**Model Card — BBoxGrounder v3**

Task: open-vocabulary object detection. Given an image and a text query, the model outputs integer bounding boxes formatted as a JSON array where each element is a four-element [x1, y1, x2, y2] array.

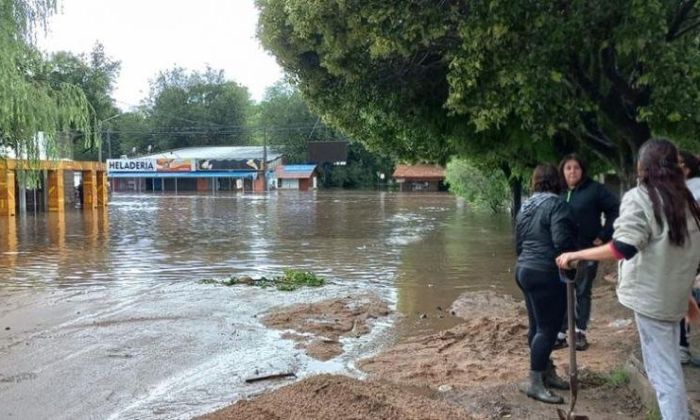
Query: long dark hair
[[679, 150, 700, 179], [531, 163, 562, 194], [638, 139, 700, 246]]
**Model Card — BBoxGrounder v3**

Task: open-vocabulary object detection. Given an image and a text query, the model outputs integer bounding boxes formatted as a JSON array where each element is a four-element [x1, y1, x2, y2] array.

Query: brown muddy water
[[0, 191, 516, 419]]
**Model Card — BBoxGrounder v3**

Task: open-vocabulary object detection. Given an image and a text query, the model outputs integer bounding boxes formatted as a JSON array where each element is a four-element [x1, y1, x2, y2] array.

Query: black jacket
[[516, 193, 578, 273], [561, 177, 619, 249]]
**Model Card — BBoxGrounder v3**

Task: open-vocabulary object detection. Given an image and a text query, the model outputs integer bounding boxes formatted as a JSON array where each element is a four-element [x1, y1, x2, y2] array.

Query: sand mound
[[198, 374, 472, 420], [359, 315, 529, 389], [450, 290, 526, 320], [360, 287, 637, 390], [262, 295, 390, 360]]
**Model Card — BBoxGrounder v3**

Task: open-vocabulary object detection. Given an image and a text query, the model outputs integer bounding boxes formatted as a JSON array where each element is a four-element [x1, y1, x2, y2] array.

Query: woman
[[515, 163, 577, 404], [678, 150, 700, 364], [557, 139, 700, 419], [556, 154, 619, 351]]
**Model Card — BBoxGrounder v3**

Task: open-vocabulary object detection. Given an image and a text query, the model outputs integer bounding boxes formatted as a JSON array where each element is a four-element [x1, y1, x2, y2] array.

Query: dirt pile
[[199, 374, 473, 420], [262, 294, 390, 360]]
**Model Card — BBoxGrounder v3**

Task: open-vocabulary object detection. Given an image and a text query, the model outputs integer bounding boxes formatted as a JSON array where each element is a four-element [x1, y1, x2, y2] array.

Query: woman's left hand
[[556, 252, 577, 269]]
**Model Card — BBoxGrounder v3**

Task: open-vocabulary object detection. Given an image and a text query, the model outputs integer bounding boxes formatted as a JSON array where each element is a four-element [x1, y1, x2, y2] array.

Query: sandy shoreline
[[199, 266, 648, 420]]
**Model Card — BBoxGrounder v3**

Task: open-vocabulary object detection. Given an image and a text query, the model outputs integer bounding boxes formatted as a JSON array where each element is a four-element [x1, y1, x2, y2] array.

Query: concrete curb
[[624, 351, 700, 418]]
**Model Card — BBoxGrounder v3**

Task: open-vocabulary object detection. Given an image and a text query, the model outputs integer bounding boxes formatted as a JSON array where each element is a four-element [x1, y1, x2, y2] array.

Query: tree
[[45, 43, 121, 160], [445, 157, 510, 214], [325, 141, 394, 189], [109, 109, 153, 158], [257, 0, 700, 186], [256, 81, 329, 163], [0, 0, 93, 161], [146, 66, 252, 151]]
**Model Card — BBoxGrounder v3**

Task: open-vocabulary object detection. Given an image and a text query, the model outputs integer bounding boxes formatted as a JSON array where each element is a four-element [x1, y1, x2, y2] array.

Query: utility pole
[[262, 128, 268, 192], [106, 128, 112, 160]]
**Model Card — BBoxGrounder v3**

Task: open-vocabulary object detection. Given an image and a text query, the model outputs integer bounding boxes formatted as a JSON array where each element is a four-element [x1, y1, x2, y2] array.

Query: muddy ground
[[201, 268, 647, 420]]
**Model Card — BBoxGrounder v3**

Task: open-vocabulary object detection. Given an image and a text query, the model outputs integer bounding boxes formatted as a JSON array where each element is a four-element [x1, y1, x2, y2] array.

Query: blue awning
[[108, 171, 263, 179]]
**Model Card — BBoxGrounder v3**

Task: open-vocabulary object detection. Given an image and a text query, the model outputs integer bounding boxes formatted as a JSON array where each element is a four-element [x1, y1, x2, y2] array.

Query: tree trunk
[[510, 176, 522, 225]]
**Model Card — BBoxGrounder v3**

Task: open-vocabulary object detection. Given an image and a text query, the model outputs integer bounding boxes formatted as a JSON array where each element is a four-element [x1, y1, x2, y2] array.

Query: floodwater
[[0, 191, 516, 419]]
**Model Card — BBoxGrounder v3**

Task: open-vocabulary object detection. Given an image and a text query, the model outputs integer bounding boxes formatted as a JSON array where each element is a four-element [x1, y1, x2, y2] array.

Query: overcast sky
[[39, 0, 284, 110]]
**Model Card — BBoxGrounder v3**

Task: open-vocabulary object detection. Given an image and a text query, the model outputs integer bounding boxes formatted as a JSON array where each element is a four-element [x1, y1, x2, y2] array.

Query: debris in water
[[198, 269, 325, 291], [245, 372, 296, 383]]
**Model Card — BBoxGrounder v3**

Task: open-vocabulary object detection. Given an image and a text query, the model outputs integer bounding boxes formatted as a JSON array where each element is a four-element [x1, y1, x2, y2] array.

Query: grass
[[645, 406, 661, 420], [604, 367, 630, 388], [198, 269, 325, 291]]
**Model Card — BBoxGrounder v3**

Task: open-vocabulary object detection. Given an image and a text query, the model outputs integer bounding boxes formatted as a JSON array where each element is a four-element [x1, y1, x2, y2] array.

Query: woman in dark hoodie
[[515, 163, 577, 404], [555, 154, 619, 351]]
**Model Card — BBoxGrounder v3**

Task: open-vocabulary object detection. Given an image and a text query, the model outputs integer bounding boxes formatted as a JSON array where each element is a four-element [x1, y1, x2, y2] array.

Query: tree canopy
[[257, 0, 700, 183], [0, 0, 93, 160], [145, 66, 252, 151]]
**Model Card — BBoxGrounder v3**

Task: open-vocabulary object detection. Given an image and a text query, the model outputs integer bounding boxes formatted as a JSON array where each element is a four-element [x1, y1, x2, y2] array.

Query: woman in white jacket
[[556, 139, 700, 420], [679, 150, 700, 364]]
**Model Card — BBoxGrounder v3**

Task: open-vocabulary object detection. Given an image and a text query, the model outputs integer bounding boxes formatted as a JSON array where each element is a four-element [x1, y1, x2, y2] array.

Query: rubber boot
[[544, 360, 570, 390], [526, 371, 564, 404]]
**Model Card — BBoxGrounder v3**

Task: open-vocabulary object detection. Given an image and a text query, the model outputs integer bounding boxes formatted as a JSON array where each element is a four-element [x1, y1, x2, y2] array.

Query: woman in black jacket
[[515, 163, 578, 404], [556, 154, 619, 351]]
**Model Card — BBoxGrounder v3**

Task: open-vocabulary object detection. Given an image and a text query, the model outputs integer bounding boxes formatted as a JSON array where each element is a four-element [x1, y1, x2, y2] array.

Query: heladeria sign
[[107, 159, 156, 172]]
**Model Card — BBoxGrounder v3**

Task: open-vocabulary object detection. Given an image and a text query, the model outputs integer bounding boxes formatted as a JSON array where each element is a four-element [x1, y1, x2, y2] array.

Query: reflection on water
[[0, 191, 517, 419]]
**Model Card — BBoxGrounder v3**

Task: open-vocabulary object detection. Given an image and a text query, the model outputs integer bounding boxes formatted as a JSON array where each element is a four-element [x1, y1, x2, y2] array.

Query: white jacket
[[614, 186, 700, 321]]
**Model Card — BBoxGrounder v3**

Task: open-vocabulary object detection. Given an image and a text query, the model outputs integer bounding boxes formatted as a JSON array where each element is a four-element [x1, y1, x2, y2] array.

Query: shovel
[[557, 261, 590, 420]]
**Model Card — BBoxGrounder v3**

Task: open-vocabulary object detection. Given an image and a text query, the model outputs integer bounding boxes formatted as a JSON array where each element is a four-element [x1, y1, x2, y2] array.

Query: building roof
[[276, 164, 318, 179], [140, 146, 282, 162], [393, 164, 445, 179]]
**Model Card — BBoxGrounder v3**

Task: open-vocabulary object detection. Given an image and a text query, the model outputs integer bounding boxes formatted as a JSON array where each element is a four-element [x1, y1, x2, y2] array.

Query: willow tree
[[0, 0, 93, 161], [257, 0, 700, 187]]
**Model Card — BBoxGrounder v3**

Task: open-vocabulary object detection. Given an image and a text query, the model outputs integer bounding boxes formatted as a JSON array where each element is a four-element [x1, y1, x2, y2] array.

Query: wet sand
[[202, 273, 646, 419], [263, 295, 391, 361]]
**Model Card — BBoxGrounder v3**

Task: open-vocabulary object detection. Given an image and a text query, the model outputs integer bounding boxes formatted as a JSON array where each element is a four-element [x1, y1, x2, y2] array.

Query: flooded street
[[0, 191, 516, 419]]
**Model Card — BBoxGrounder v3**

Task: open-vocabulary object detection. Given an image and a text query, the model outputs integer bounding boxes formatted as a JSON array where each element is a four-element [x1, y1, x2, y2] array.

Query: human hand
[[556, 253, 578, 270], [593, 238, 603, 246]]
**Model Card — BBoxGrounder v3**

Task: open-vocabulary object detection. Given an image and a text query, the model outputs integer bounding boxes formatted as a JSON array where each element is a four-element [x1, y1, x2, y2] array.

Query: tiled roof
[[393, 164, 445, 179], [276, 164, 318, 179]]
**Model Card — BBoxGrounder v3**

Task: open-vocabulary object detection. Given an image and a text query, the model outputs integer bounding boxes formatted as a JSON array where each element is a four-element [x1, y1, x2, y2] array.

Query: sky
[[38, 0, 285, 110]]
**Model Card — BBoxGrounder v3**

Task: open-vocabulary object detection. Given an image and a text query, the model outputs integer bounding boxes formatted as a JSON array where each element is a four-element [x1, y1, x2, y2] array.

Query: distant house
[[275, 164, 319, 191], [393, 164, 447, 192]]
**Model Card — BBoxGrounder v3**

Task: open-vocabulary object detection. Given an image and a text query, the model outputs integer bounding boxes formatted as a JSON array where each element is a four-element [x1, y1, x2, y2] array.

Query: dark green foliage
[[256, 0, 700, 186]]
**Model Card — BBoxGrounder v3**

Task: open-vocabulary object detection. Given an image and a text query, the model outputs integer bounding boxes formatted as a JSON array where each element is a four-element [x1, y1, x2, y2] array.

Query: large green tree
[[257, 0, 700, 186], [146, 66, 252, 151], [0, 0, 93, 161], [45, 43, 121, 160]]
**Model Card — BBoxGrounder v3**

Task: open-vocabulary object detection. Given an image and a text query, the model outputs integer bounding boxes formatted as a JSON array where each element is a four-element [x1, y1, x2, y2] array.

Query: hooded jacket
[[516, 192, 578, 272], [561, 177, 619, 249]]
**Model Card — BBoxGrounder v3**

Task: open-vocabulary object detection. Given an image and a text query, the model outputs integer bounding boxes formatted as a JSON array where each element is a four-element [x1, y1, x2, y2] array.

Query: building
[[108, 146, 282, 193], [275, 164, 319, 191], [393, 164, 447, 192]]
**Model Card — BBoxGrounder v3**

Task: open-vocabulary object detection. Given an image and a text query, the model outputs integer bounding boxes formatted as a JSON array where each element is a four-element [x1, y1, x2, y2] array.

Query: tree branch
[[667, 0, 697, 41], [673, 19, 700, 40]]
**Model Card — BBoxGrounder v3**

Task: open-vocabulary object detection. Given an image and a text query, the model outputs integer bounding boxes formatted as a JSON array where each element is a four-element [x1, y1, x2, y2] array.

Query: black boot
[[526, 371, 564, 404], [544, 360, 570, 390]]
